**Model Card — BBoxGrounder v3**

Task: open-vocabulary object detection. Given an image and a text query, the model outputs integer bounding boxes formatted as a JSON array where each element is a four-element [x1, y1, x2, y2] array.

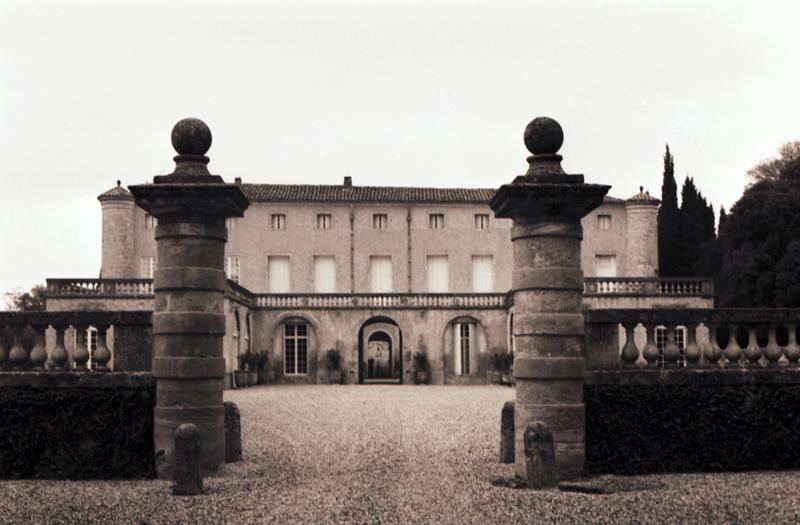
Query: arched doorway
[[358, 317, 402, 384]]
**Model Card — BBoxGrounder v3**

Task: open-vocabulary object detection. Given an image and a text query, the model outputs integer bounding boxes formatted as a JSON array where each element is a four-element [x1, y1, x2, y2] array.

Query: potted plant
[[413, 350, 431, 385], [500, 352, 515, 386], [247, 352, 259, 387], [487, 352, 504, 385], [257, 351, 270, 385], [324, 348, 343, 384], [235, 353, 249, 388]]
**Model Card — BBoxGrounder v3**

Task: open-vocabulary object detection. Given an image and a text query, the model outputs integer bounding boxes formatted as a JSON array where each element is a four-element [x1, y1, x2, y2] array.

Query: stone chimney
[[343, 176, 352, 189]]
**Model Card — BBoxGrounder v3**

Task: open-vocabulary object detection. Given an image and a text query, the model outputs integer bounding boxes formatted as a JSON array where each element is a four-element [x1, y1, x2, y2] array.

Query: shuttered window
[[594, 254, 617, 277], [140, 256, 155, 278], [268, 255, 291, 293], [225, 256, 240, 283], [471, 255, 493, 292], [369, 256, 392, 293], [314, 256, 336, 293], [427, 255, 449, 293]]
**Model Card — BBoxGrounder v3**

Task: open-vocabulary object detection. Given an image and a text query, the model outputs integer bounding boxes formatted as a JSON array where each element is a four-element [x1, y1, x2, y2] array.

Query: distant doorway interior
[[359, 317, 402, 384]]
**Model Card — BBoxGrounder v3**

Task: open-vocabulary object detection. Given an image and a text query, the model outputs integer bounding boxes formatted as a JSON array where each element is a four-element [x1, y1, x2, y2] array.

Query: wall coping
[[0, 371, 155, 389], [586, 368, 800, 386]]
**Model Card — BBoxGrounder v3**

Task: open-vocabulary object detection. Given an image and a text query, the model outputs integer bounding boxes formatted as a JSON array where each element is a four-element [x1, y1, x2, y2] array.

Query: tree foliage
[[4, 284, 47, 311], [658, 145, 682, 276], [718, 143, 800, 307]]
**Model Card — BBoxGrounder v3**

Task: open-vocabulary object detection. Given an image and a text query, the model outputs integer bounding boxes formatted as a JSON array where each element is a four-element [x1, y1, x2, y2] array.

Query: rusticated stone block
[[524, 422, 557, 489], [224, 401, 242, 463], [501, 401, 515, 464], [172, 424, 203, 496]]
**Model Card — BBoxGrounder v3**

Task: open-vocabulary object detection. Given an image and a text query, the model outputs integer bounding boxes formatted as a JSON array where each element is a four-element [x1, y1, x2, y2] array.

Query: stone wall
[[0, 373, 155, 479]]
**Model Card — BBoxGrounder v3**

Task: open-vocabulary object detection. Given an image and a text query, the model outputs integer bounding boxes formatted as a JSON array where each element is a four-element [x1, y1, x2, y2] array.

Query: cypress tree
[[658, 145, 681, 276]]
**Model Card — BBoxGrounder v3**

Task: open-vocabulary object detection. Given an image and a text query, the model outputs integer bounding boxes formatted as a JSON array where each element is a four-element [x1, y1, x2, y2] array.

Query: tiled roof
[[626, 186, 660, 205], [98, 182, 133, 201], [241, 183, 623, 205]]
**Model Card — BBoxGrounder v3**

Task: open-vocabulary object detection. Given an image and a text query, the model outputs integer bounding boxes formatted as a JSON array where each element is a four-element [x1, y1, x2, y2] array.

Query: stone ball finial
[[171, 118, 212, 156], [523, 117, 564, 155]]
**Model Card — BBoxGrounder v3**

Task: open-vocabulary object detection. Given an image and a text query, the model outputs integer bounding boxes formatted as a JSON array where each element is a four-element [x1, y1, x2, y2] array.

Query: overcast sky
[[1, 0, 799, 295]]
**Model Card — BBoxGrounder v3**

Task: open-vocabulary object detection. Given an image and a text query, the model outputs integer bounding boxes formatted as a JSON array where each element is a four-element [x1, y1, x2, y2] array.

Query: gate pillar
[[130, 118, 249, 478], [490, 117, 609, 480]]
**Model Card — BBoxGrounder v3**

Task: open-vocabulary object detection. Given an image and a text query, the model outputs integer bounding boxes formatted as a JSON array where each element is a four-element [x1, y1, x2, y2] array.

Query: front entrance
[[358, 317, 402, 384]]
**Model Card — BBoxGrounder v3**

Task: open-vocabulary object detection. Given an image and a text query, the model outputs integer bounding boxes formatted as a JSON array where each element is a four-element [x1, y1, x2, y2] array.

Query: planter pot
[[258, 370, 269, 385], [416, 370, 430, 385], [328, 370, 343, 385], [234, 370, 249, 389], [487, 370, 503, 385], [501, 373, 513, 386], [249, 371, 259, 387]]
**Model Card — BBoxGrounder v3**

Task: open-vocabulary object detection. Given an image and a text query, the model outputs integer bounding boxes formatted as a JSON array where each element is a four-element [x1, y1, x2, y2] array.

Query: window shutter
[[369, 256, 392, 293], [268, 256, 291, 293], [314, 256, 336, 293], [471, 255, 493, 292], [427, 255, 449, 293], [467, 322, 475, 376]]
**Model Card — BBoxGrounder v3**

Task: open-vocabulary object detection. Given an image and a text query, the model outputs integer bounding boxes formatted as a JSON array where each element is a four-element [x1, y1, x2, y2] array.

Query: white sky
[[1, 0, 799, 295]]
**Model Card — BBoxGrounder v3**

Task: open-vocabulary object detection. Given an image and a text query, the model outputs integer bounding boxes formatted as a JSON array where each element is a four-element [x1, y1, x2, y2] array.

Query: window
[[316, 214, 331, 230], [429, 213, 445, 229], [594, 254, 617, 277], [426, 255, 449, 293], [369, 256, 392, 293], [474, 214, 489, 230], [140, 256, 155, 278], [145, 213, 157, 229], [656, 326, 687, 367], [314, 255, 336, 293], [597, 214, 612, 230], [373, 213, 388, 229], [271, 214, 286, 230], [471, 255, 494, 293], [268, 255, 291, 293], [225, 256, 241, 283], [284, 322, 308, 375], [225, 218, 237, 230], [454, 322, 475, 376]]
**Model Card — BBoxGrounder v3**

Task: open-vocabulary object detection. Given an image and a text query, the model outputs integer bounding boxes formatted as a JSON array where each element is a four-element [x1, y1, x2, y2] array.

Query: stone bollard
[[224, 401, 242, 463], [131, 118, 249, 478], [500, 401, 515, 464], [491, 117, 609, 480], [524, 422, 557, 490], [172, 424, 204, 496]]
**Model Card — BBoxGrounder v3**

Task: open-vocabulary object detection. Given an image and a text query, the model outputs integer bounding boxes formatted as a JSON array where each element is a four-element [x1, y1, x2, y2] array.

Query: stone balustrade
[[47, 278, 154, 297], [254, 293, 509, 309], [585, 308, 800, 370], [0, 311, 151, 372], [584, 277, 713, 296]]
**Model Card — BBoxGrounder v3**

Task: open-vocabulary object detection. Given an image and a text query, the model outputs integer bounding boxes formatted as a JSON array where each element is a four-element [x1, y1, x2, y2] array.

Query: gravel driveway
[[2, 385, 800, 524]]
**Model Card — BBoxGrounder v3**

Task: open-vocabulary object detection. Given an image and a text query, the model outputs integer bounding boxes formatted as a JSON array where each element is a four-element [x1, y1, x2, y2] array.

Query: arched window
[[284, 320, 308, 375], [453, 320, 476, 376]]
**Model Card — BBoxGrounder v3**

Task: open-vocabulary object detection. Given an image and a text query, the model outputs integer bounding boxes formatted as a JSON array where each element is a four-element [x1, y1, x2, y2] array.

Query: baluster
[[642, 323, 659, 367], [683, 323, 701, 367], [51, 323, 70, 370], [663, 324, 681, 367], [703, 322, 722, 367], [724, 323, 743, 367], [29, 323, 48, 370], [8, 325, 29, 369], [743, 325, 763, 366], [73, 324, 90, 370], [620, 322, 640, 368], [93, 324, 111, 371], [785, 323, 800, 366], [764, 323, 783, 367]]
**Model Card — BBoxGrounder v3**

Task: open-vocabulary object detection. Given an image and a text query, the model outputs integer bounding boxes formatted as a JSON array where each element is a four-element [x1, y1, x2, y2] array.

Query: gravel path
[[2, 385, 800, 524]]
